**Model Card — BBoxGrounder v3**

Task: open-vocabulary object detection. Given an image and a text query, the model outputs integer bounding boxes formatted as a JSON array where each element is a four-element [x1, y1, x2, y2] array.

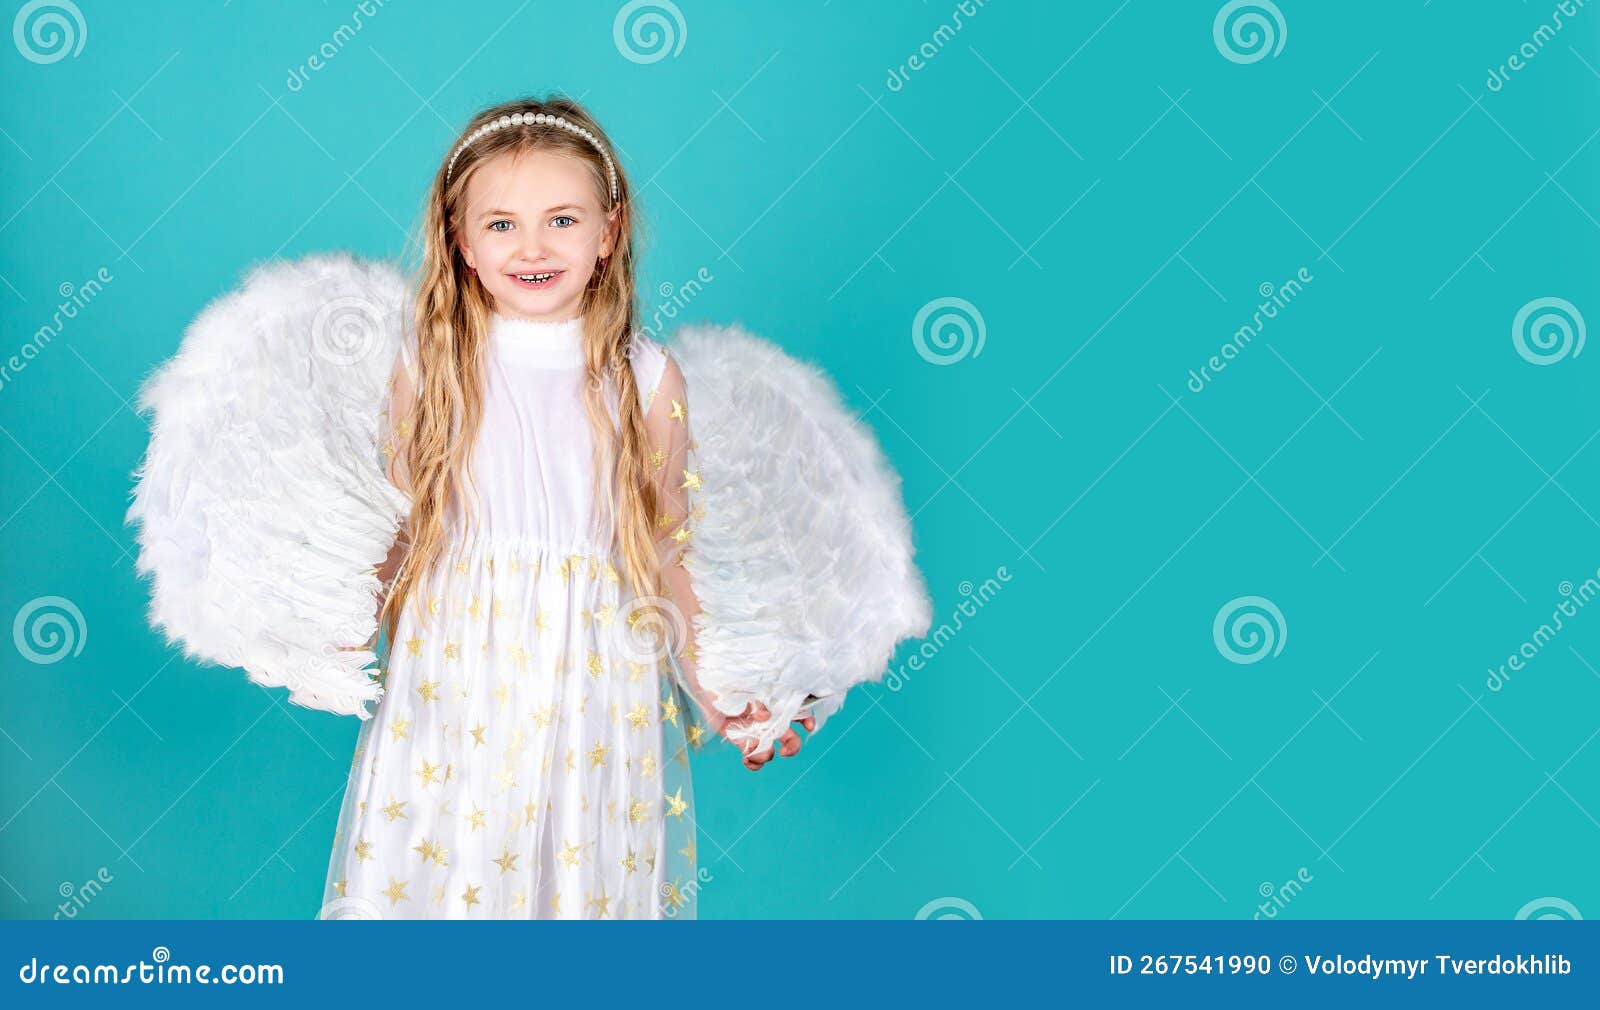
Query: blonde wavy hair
[[377, 96, 660, 648]]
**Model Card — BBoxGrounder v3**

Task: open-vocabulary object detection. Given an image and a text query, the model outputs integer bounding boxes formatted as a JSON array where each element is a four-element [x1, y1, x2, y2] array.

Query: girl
[[317, 96, 812, 920]]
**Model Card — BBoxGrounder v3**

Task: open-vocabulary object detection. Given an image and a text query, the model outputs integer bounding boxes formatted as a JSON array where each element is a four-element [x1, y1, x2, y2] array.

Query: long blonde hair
[[378, 96, 660, 648]]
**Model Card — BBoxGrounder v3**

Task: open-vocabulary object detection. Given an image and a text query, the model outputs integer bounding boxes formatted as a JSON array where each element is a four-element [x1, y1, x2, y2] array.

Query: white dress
[[317, 312, 702, 920]]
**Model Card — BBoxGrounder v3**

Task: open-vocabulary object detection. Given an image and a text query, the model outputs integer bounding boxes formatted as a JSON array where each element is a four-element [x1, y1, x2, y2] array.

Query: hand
[[710, 701, 816, 772], [686, 685, 816, 770]]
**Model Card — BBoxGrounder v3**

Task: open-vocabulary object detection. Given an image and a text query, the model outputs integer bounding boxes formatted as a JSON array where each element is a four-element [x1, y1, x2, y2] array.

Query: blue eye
[[489, 220, 512, 232], [552, 215, 576, 228]]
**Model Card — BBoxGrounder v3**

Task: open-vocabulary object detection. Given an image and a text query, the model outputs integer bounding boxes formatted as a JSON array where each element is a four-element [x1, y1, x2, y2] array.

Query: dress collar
[[489, 311, 585, 367]]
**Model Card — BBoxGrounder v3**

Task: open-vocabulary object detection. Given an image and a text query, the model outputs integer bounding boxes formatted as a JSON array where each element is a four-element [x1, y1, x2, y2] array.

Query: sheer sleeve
[[381, 330, 419, 499], [373, 336, 417, 605], [642, 352, 720, 731]]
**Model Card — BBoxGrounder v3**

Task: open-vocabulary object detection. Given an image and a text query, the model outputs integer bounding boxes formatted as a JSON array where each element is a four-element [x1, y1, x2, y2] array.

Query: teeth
[[516, 272, 557, 282]]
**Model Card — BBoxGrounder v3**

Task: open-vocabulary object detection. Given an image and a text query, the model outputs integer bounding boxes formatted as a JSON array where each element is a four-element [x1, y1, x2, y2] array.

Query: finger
[[747, 740, 776, 767], [724, 711, 766, 744], [777, 728, 801, 758], [800, 715, 816, 732], [739, 739, 764, 771]]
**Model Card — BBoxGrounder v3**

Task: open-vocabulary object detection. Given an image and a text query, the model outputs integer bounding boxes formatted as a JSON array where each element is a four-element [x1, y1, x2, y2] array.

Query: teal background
[[3, 0, 1599, 920]]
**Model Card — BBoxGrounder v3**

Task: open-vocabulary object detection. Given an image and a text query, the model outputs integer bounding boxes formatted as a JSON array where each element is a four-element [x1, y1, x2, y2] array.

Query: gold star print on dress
[[318, 317, 700, 920]]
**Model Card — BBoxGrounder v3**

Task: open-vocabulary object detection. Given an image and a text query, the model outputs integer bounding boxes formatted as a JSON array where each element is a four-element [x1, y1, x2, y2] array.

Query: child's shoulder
[[628, 331, 673, 413]]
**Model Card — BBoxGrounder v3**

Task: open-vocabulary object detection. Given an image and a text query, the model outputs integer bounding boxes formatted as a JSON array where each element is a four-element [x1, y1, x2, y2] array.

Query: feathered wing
[[125, 251, 410, 719], [659, 323, 932, 752]]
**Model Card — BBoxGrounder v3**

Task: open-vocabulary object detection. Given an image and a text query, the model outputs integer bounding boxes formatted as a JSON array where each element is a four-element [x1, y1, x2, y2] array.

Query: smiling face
[[454, 147, 616, 323]]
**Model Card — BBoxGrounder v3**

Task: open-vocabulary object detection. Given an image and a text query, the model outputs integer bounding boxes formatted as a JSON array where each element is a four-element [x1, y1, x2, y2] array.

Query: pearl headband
[[445, 112, 619, 203]]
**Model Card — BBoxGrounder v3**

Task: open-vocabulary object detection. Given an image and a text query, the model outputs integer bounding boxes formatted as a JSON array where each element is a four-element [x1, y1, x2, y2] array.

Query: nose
[[517, 232, 549, 263]]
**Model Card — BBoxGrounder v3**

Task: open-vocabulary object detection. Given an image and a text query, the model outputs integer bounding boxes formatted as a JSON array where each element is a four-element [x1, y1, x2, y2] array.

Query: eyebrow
[[479, 204, 583, 219]]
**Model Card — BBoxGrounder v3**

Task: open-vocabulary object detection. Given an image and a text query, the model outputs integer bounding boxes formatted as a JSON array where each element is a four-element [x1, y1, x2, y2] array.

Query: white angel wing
[[671, 323, 932, 749], [125, 252, 409, 719]]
